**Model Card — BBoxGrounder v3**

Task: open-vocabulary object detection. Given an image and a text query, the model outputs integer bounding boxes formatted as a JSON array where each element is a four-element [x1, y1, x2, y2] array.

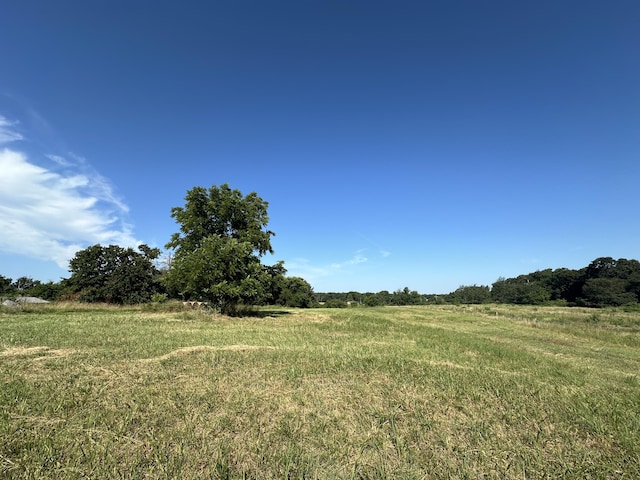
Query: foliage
[[448, 285, 491, 304], [150, 293, 168, 303], [581, 277, 637, 307], [545, 268, 583, 302], [488, 257, 640, 307], [273, 276, 316, 308], [166, 183, 273, 256], [0, 275, 14, 295], [391, 287, 423, 305], [12, 276, 36, 291], [259, 261, 288, 305], [363, 294, 381, 306], [491, 277, 551, 305], [164, 184, 277, 315], [66, 244, 161, 304], [311, 256, 640, 308], [323, 299, 348, 308], [27, 281, 65, 301], [0, 276, 65, 302], [164, 235, 269, 314], [316, 287, 425, 307]]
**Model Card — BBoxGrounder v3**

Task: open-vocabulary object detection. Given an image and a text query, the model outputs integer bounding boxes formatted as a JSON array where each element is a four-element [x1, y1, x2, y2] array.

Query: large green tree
[[164, 184, 277, 314], [67, 244, 161, 304], [166, 184, 273, 256], [275, 276, 316, 308]]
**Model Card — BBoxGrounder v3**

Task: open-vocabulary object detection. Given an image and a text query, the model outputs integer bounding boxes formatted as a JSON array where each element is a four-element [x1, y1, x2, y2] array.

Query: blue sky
[[1, 1, 638, 293]]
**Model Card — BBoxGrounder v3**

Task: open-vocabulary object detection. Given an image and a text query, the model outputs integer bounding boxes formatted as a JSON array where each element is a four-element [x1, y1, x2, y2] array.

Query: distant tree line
[[0, 275, 65, 301], [446, 257, 640, 308], [2, 184, 638, 312], [311, 257, 640, 309], [5, 253, 639, 312], [315, 287, 425, 307]]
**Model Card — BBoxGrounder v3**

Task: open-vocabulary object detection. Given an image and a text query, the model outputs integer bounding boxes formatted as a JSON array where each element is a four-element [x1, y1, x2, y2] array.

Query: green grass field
[[1, 303, 639, 479]]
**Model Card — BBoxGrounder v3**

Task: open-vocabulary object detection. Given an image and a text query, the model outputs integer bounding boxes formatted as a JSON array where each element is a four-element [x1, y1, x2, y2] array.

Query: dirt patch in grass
[[0, 346, 50, 357], [427, 360, 470, 369], [0, 346, 76, 359], [139, 344, 277, 362]]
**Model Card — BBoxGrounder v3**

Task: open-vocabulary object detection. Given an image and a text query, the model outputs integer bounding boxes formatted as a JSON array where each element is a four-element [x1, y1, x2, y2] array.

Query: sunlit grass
[[1, 304, 639, 478]]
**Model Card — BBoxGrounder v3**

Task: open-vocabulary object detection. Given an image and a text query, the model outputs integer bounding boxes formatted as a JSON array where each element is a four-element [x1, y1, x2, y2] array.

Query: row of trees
[[315, 288, 425, 307], [448, 257, 640, 307], [313, 258, 640, 308], [3, 183, 638, 311], [0, 275, 64, 301]]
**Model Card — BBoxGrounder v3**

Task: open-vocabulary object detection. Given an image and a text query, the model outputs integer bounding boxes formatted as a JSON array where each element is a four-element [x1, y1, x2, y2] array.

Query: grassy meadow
[[1, 303, 639, 479]]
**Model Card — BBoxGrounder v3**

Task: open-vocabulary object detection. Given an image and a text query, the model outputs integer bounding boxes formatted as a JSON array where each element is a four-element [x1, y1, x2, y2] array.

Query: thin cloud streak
[[331, 251, 368, 269], [0, 116, 23, 143], [45, 154, 73, 167], [283, 258, 331, 282], [286, 248, 391, 288]]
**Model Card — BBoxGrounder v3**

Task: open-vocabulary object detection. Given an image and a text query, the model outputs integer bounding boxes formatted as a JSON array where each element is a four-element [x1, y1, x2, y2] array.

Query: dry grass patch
[[0, 346, 77, 359], [138, 344, 277, 363], [1, 346, 51, 357]]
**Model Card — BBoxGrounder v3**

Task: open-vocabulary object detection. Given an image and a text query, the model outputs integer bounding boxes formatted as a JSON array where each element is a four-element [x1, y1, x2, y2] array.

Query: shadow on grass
[[235, 308, 292, 318]]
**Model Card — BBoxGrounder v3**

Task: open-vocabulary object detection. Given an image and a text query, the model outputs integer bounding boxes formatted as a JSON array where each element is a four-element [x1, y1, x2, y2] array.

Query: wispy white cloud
[[286, 246, 393, 281], [0, 116, 24, 143], [0, 115, 139, 270], [282, 258, 330, 280], [282, 247, 393, 291], [354, 231, 391, 259], [331, 250, 368, 269], [45, 154, 72, 167]]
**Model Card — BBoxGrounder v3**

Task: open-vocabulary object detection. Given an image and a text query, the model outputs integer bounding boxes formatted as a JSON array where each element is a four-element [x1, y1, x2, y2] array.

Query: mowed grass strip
[[1, 304, 639, 479]]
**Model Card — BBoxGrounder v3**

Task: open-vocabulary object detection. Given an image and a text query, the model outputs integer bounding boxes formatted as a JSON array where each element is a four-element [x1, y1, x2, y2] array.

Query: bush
[[151, 293, 168, 303], [323, 299, 347, 308]]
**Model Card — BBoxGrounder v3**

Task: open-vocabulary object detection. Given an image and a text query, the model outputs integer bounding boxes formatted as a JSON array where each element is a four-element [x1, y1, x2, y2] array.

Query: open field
[[1, 303, 639, 479]]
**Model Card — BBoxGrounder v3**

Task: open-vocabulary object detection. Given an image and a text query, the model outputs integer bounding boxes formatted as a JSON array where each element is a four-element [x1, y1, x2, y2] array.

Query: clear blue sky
[[1, 1, 638, 293]]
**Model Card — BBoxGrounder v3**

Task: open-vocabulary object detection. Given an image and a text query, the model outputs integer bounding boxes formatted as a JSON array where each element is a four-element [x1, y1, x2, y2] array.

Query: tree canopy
[[67, 244, 161, 304], [273, 276, 316, 308], [166, 184, 274, 256], [164, 184, 279, 314]]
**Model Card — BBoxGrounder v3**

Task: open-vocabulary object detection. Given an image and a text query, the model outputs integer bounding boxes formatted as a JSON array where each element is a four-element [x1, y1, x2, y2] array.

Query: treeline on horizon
[[315, 257, 640, 309], [2, 256, 639, 310]]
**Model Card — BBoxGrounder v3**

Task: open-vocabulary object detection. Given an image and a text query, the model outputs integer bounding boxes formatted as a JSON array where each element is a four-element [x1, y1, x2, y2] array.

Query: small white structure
[[16, 296, 50, 304]]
